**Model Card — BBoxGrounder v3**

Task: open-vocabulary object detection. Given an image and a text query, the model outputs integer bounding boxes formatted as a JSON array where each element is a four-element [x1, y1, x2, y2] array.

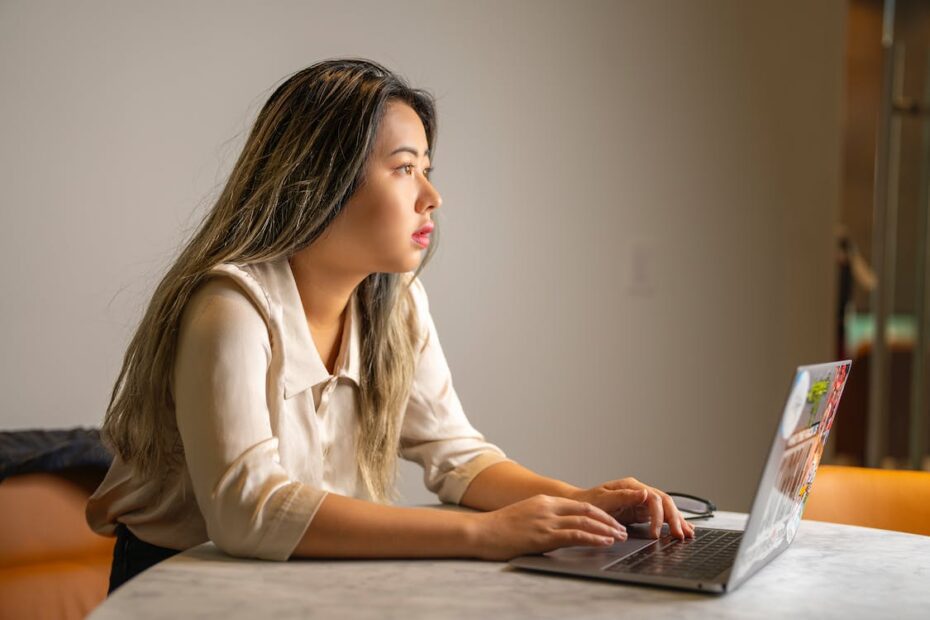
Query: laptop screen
[[729, 360, 852, 587]]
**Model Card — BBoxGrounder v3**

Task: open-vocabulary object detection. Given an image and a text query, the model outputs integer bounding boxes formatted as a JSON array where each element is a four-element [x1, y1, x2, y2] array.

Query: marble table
[[89, 509, 930, 619]]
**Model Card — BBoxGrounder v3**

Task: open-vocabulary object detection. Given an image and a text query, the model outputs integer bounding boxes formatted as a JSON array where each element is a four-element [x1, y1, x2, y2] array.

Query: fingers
[[600, 481, 697, 540], [553, 529, 618, 548], [556, 516, 628, 542], [630, 487, 678, 540], [597, 489, 645, 525], [594, 479, 667, 538], [555, 497, 627, 535], [678, 516, 696, 537], [657, 490, 695, 539], [657, 490, 686, 539], [602, 476, 641, 491], [644, 490, 665, 538]]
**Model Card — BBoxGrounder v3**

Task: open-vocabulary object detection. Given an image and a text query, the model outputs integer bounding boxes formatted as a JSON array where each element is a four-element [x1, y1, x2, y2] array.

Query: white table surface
[[89, 508, 930, 619]]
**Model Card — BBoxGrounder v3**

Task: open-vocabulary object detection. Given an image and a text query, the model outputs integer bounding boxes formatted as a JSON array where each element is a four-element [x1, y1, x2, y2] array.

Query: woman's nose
[[419, 182, 441, 213]]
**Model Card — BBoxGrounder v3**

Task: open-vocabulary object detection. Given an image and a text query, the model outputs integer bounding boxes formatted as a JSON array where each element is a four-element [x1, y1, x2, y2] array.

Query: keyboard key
[[605, 529, 742, 580]]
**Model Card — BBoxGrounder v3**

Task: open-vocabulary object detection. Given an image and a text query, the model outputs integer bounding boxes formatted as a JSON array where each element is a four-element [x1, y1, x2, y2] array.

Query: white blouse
[[85, 256, 512, 561]]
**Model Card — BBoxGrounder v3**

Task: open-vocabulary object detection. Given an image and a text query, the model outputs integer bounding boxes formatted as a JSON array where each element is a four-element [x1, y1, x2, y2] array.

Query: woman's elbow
[[202, 483, 322, 561]]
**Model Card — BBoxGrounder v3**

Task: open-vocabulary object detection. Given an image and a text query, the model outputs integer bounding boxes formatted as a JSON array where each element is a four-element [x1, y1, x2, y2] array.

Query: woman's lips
[[412, 221, 434, 248]]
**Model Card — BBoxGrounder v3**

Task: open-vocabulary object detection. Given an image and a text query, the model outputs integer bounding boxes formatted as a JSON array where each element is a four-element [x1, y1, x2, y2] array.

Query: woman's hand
[[569, 477, 695, 540], [470, 494, 629, 561]]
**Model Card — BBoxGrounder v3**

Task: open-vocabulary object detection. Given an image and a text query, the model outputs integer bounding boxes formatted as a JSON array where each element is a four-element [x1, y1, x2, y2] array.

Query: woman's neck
[[287, 252, 364, 331]]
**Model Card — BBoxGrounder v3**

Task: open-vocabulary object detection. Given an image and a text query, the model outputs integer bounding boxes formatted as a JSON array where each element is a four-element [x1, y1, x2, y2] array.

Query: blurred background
[[0, 0, 926, 513]]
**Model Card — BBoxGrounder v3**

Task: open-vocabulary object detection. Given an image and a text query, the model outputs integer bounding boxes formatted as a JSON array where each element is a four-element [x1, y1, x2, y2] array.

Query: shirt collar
[[244, 256, 361, 399]]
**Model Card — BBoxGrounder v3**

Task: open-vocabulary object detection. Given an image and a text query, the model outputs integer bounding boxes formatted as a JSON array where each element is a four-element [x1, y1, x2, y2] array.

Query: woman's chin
[[377, 255, 421, 274]]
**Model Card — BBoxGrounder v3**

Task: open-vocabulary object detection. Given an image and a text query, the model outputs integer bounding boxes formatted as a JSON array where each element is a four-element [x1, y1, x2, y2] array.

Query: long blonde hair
[[100, 58, 439, 505]]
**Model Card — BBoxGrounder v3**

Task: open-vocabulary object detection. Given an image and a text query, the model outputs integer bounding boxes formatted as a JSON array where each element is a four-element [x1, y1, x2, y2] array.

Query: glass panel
[[835, 0, 930, 471]]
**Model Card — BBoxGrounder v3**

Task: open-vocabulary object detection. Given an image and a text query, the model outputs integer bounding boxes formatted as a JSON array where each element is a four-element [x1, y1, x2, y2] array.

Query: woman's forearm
[[290, 492, 479, 559], [291, 462, 583, 559], [459, 461, 583, 512]]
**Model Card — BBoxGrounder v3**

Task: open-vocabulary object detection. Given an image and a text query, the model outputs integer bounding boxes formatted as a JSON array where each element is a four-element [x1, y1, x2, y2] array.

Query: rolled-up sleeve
[[173, 278, 328, 561], [399, 276, 514, 505]]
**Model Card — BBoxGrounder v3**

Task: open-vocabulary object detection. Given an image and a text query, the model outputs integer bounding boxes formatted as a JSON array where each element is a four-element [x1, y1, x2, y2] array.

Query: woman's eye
[[400, 164, 434, 180]]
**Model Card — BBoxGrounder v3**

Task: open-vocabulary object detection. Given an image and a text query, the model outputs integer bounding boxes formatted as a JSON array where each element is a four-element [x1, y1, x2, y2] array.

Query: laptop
[[509, 359, 852, 594]]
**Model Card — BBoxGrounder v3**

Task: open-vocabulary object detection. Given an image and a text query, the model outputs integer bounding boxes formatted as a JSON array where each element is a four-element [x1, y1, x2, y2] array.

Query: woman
[[86, 58, 694, 595]]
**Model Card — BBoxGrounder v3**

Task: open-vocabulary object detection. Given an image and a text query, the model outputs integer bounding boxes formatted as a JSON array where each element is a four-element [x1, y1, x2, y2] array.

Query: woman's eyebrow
[[388, 145, 430, 158]]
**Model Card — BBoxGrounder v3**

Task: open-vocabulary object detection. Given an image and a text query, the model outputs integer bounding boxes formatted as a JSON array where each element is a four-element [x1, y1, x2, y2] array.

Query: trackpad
[[542, 523, 668, 562]]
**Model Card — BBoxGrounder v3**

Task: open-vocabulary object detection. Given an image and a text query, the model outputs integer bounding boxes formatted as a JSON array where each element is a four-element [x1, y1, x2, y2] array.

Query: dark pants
[[107, 523, 182, 595]]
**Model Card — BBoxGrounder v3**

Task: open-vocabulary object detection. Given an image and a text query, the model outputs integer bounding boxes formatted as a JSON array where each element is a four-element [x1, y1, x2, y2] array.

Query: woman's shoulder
[[203, 262, 274, 317], [179, 265, 271, 343]]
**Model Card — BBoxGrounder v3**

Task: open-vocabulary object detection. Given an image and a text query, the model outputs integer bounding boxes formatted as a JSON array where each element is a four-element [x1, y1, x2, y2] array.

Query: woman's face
[[315, 100, 442, 275]]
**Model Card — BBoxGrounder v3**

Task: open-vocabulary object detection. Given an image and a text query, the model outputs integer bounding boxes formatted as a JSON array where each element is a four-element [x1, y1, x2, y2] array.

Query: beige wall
[[0, 0, 845, 511]]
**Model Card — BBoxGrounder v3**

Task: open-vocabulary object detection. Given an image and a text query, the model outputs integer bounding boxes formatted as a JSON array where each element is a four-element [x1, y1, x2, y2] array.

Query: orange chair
[[804, 464, 930, 536], [0, 467, 115, 620]]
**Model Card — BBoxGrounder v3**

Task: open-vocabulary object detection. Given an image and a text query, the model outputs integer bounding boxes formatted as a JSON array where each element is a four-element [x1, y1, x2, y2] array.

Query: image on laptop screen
[[731, 361, 851, 586]]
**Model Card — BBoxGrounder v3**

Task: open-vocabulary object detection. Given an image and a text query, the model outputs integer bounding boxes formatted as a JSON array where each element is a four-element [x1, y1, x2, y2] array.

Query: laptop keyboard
[[604, 528, 742, 581]]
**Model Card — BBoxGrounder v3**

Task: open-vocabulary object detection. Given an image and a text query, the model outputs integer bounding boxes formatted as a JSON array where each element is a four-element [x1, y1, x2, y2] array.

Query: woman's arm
[[290, 486, 629, 561], [290, 492, 479, 558], [460, 463, 694, 541], [459, 460, 583, 511]]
